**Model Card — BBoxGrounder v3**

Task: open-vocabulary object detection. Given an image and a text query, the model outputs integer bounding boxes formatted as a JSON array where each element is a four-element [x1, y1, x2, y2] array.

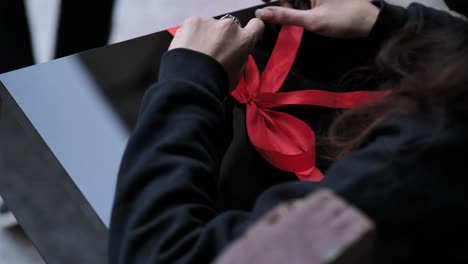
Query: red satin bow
[[168, 25, 389, 181]]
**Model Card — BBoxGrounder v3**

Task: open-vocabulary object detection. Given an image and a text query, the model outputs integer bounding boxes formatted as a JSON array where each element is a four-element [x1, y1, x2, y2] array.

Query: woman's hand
[[169, 17, 265, 88], [258, 0, 380, 38]]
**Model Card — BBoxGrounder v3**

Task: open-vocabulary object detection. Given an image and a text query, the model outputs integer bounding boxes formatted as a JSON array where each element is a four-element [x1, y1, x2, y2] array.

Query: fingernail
[[255, 9, 263, 18], [255, 8, 273, 19]]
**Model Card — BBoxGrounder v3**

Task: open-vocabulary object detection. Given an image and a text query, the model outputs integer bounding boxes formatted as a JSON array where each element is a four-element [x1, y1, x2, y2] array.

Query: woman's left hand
[[169, 17, 265, 89], [259, 0, 379, 38]]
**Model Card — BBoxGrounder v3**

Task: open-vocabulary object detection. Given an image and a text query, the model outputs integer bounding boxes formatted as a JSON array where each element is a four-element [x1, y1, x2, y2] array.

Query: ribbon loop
[[230, 25, 388, 181]]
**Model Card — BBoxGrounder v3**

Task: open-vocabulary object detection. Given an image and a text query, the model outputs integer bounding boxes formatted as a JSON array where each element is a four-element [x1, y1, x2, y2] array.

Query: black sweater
[[109, 2, 468, 263]]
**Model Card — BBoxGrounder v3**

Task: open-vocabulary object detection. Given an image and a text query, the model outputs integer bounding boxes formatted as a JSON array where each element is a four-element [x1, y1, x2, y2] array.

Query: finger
[[243, 18, 265, 45], [255, 6, 313, 28]]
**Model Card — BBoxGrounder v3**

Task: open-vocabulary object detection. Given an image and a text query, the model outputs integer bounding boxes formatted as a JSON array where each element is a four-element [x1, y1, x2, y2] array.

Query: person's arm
[[109, 17, 267, 263], [109, 48, 247, 263]]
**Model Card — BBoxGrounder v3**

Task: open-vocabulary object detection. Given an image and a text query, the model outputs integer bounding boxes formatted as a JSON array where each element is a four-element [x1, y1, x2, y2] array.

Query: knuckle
[[201, 17, 213, 23], [249, 18, 263, 28], [184, 16, 216, 29], [275, 9, 286, 21], [275, 9, 293, 24], [219, 18, 237, 28], [184, 16, 199, 25]]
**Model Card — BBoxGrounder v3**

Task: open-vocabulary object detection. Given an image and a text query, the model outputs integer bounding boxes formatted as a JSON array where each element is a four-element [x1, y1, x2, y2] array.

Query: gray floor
[[0, 0, 453, 263]]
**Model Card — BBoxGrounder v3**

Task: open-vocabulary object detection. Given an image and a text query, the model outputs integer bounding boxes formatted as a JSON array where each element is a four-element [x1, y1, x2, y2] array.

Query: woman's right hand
[[258, 0, 380, 38]]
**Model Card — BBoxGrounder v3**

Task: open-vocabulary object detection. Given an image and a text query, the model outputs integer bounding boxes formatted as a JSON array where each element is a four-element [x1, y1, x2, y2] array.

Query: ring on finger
[[220, 14, 241, 27]]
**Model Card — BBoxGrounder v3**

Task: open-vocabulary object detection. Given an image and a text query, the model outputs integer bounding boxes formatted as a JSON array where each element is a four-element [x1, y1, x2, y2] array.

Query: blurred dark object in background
[[444, 0, 468, 17], [0, 0, 35, 74], [0, 0, 115, 74], [292, 0, 311, 10], [262, 0, 311, 10], [55, 0, 115, 58]]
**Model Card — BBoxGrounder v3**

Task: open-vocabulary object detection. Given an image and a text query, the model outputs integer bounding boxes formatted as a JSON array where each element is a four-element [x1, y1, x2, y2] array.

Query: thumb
[[243, 18, 265, 46], [255, 6, 314, 28]]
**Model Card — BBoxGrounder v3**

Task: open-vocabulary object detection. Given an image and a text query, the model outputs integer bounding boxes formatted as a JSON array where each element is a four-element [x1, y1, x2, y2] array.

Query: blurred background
[[0, 0, 454, 263], [2, 0, 261, 69]]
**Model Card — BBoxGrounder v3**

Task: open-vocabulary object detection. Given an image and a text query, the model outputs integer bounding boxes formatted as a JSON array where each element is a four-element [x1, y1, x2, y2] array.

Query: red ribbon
[[168, 25, 389, 181], [167, 27, 179, 37]]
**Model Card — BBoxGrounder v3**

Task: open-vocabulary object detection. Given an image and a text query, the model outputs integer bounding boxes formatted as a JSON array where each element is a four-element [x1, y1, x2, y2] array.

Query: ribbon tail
[[296, 166, 324, 182], [256, 90, 391, 109], [259, 25, 304, 93]]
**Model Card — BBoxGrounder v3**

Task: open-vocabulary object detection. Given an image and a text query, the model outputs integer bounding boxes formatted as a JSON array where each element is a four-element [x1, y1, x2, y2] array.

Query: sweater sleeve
[[108, 48, 240, 263], [368, 0, 463, 48]]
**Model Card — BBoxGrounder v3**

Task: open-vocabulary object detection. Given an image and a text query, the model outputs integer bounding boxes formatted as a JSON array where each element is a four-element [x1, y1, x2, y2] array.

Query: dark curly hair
[[328, 18, 468, 159]]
